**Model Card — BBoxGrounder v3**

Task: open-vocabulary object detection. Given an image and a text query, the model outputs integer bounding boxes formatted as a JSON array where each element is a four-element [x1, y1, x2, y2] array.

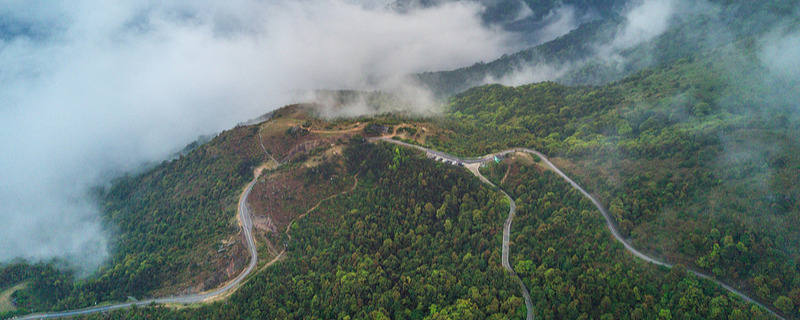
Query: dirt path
[[257, 123, 281, 165], [1, 281, 27, 312], [308, 123, 363, 134], [253, 173, 360, 276], [499, 160, 512, 185], [284, 173, 359, 241]]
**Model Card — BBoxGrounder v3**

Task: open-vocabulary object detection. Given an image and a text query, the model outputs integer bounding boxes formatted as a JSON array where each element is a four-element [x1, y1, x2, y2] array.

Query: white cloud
[[0, 0, 512, 272], [610, 0, 676, 50], [493, 0, 680, 86], [485, 62, 570, 87], [535, 5, 580, 44], [760, 28, 800, 84]]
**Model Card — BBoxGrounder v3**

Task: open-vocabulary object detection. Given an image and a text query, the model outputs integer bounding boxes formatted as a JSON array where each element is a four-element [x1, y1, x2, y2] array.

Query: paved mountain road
[[375, 138, 786, 320], [499, 191, 535, 320], [13, 136, 786, 319], [374, 138, 534, 319], [14, 172, 263, 320]]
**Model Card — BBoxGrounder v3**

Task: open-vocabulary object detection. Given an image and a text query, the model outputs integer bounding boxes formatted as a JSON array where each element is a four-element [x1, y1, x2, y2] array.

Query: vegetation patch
[[249, 154, 355, 250], [0, 123, 265, 313], [488, 155, 774, 319], [429, 56, 800, 317]]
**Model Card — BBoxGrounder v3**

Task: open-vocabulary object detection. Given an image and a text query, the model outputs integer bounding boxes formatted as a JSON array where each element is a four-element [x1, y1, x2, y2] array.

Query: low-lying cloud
[[760, 27, 800, 86], [488, 0, 681, 86], [0, 0, 513, 272], [607, 0, 676, 51], [507, 4, 595, 48]]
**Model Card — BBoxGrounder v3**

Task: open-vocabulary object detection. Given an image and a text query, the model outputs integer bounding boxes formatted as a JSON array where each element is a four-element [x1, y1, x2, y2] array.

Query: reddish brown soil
[[261, 126, 358, 163], [249, 166, 354, 239]]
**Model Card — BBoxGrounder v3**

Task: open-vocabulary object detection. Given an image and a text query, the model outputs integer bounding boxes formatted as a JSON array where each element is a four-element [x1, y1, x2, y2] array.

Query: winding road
[[499, 191, 535, 320], [375, 138, 786, 320], [14, 172, 263, 320], [12, 134, 786, 319], [373, 138, 533, 319]]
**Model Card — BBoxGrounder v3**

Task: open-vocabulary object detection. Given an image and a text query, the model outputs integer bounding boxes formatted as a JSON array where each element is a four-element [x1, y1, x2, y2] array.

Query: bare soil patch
[[249, 159, 354, 247], [0, 281, 27, 312]]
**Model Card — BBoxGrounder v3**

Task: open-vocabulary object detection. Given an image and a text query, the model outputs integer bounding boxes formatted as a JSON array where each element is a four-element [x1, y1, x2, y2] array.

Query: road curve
[[499, 191, 535, 320], [373, 138, 534, 319], [12, 136, 786, 319], [374, 138, 786, 320], [14, 173, 263, 320]]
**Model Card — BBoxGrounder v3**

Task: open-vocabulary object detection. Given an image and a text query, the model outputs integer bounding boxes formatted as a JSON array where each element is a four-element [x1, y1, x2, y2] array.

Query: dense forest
[[77, 140, 526, 319], [1, 0, 798, 318], [481, 154, 774, 319], [419, 53, 800, 317], [69, 139, 769, 319], [71, 130, 786, 319]]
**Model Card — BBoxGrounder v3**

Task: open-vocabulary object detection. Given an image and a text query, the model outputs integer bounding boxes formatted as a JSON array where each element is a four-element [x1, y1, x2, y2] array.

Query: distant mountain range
[[413, 0, 799, 97]]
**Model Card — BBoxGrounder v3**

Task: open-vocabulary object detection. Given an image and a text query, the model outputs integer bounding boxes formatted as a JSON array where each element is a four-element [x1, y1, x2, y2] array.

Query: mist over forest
[[2, 0, 800, 318], [0, 0, 520, 272]]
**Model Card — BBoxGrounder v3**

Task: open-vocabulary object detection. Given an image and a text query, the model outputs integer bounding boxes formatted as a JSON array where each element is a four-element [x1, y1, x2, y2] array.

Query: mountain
[[391, 0, 625, 33], [1, 125, 264, 314], [414, 0, 799, 97], [2, 0, 799, 319], [34, 104, 784, 319]]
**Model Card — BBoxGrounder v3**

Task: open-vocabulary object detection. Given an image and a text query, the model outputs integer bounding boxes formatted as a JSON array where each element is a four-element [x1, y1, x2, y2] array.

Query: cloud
[[591, 0, 678, 71], [0, 0, 512, 272], [760, 28, 800, 85], [485, 62, 571, 87], [506, 4, 592, 48], [486, 0, 679, 87], [511, 0, 534, 22], [534, 5, 582, 44], [608, 0, 676, 51]]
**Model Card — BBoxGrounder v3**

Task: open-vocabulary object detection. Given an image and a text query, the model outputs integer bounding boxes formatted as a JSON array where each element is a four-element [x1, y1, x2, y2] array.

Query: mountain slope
[[418, 54, 800, 318], [414, 0, 799, 97], [1, 125, 265, 316], [72, 132, 773, 319]]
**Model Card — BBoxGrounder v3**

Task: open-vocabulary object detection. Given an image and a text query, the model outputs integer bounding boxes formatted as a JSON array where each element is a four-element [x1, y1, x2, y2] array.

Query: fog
[[595, 0, 677, 69], [760, 27, 800, 86], [522, 5, 588, 46], [482, 0, 800, 244], [0, 0, 514, 272], [606, 0, 676, 51], [489, 0, 681, 86], [490, 0, 797, 97]]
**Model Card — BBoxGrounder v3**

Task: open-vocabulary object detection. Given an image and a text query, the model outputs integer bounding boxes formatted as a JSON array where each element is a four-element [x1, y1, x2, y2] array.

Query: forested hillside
[[77, 140, 527, 319], [482, 154, 773, 319], [74, 137, 783, 319], [418, 52, 800, 317], [415, 0, 798, 96], [0, 125, 264, 317], [1, 0, 798, 318]]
